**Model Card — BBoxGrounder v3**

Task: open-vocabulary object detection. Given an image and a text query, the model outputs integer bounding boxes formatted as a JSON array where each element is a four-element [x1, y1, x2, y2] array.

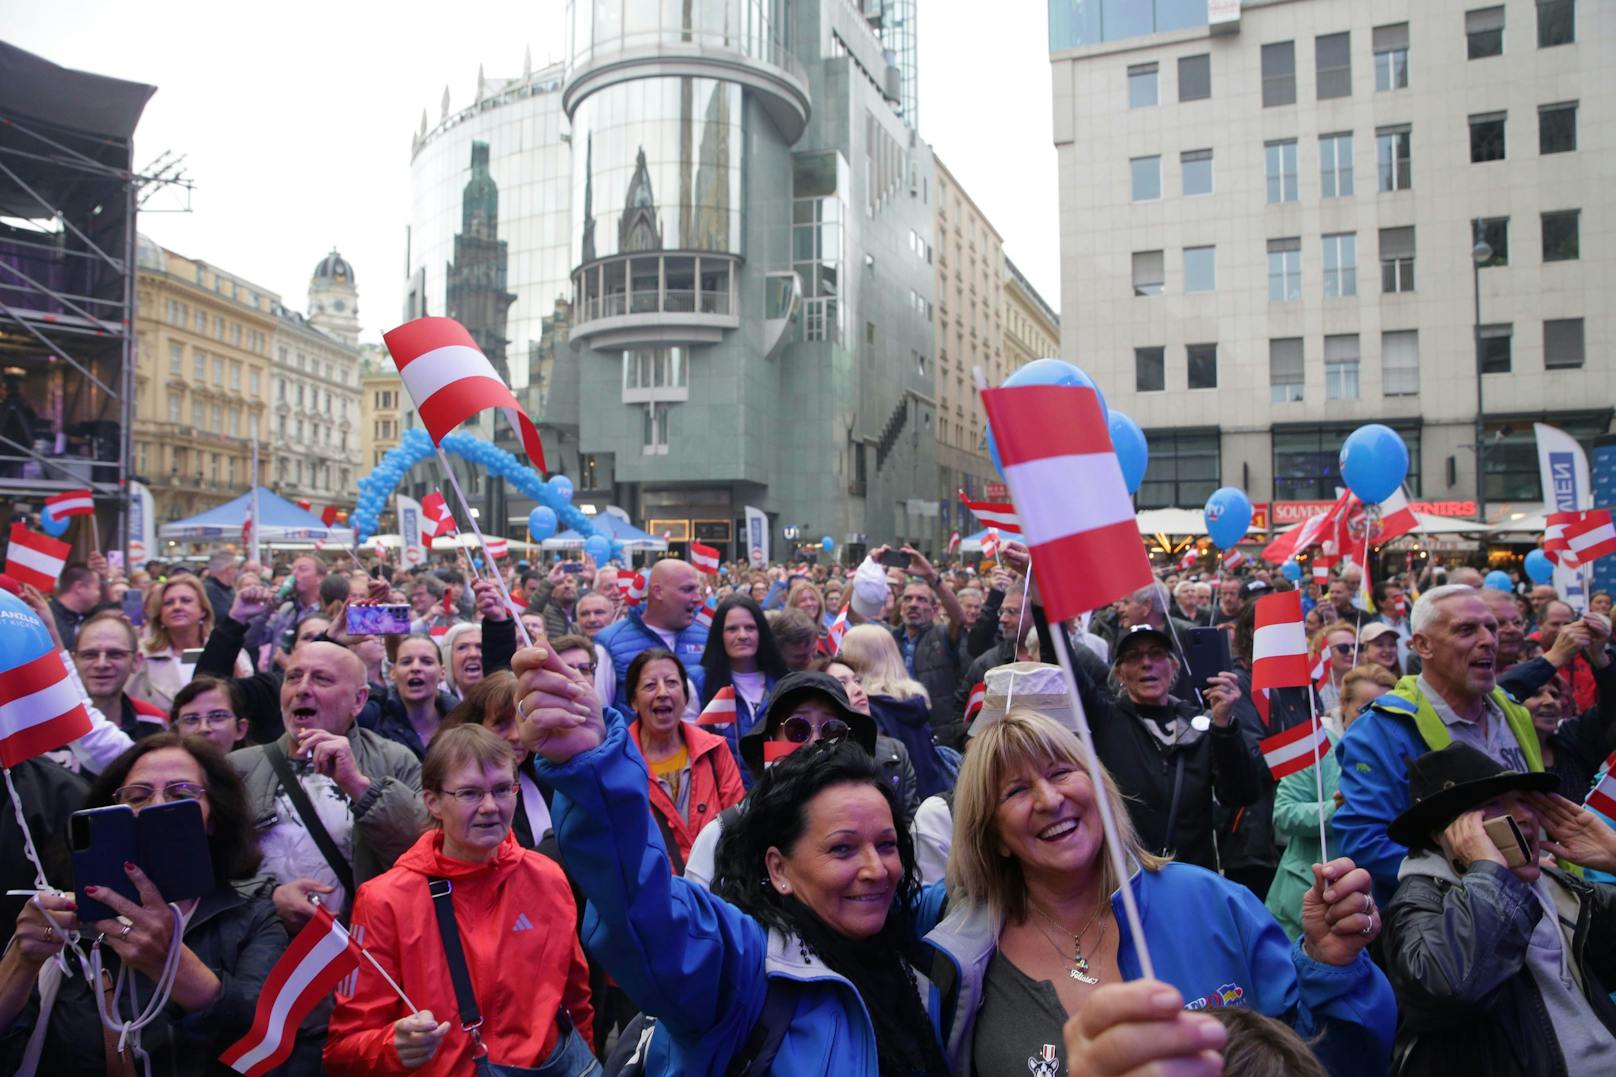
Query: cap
[[1243, 579, 1272, 596], [1359, 622, 1400, 645], [972, 662, 1074, 736], [738, 670, 878, 774], [1111, 623, 1176, 664]]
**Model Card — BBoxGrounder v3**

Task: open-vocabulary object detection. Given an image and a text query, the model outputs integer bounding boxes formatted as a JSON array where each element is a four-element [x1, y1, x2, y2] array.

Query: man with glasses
[[72, 610, 167, 741], [955, 580, 1031, 720]]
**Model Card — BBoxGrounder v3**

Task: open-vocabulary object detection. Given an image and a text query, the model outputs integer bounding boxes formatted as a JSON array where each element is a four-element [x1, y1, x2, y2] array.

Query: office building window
[[1181, 149, 1213, 196], [1470, 112, 1507, 162], [1187, 343, 1218, 389], [1479, 324, 1513, 373], [1382, 331, 1420, 395], [641, 403, 671, 454], [1132, 250, 1164, 296], [1178, 53, 1211, 101], [1539, 102, 1577, 154], [1184, 246, 1216, 293], [1467, 7, 1505, 58], [1276, 423, 1422, 500], [1262, 41, 1296, 107], [1128, 63, 1158, 108], [1270, 338, 1304, 403], [1478, 217, 1509, 266], [1135, 347, 1166, 392], [1315, 32, 1351, 99], [1374, 23, 1410, 90], [1325, 335, 1361, 400], [1319, 133, 1353, 197], [1544, 318, 1584, 368], [250, 370, 259, 395], [1268, 237, 1302, 302], [168, 342, 183, 374], [1377, 126, 1412, 190], [1265, 139, 1298, 203], [1538, 0, 1574, 47], [1380, 227, 1416, 292], [1138, 429, 1220, 510], [1131, 156, 1162, 201], [1542, 210, 1579, 261], [1323, 233, 1357, 297]]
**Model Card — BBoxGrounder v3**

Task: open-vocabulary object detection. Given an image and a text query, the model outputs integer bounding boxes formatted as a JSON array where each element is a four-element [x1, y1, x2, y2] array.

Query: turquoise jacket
[[1265, 753, 1342, 940]]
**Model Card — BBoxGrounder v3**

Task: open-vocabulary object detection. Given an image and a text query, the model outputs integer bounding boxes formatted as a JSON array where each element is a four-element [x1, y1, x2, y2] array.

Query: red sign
[[1271, 499, 1477, 525], [984, 482, 1009, 501]]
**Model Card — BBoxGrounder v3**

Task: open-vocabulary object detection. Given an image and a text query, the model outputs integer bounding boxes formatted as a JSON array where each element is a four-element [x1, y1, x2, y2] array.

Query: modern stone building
[[1047, 0, 1611, 521]]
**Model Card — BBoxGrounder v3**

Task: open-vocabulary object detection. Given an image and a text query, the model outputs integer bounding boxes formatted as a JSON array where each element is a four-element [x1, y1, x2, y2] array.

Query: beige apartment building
[[360, 347, 402, 471], [1048, 0, 1609, 521]]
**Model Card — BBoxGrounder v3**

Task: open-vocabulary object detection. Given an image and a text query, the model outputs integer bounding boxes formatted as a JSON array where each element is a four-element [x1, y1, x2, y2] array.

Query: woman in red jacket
[[324, 724, 595, 1075], [625, 648, 745, 871]]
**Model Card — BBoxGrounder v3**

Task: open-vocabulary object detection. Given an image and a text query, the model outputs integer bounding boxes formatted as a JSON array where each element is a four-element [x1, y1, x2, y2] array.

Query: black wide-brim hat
[[739, 670, 877, 774], [1387, 742, 1557, 848]]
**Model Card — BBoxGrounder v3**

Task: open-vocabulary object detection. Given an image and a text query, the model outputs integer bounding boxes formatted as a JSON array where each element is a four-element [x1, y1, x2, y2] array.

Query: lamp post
[[1472, 218, 1493, 524]]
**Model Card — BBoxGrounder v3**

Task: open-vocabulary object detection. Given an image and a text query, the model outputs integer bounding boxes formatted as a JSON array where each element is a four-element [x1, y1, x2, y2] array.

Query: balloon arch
[[351, 429, 617, 559]]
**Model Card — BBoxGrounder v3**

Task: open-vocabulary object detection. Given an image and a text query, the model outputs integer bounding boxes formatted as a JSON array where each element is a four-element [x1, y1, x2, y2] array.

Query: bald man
[[596, 557, 709, 713]]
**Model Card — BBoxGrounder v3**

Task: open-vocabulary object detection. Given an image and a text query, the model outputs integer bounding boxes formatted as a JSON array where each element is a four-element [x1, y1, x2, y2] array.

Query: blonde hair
[[1341, 663, 1396, 699], [1310, 620, 1356, 660], [142, 576, 215, 654], [947, 709, 1167, 923], [838, 624, 929, 704], [785, 580, 823, 619]]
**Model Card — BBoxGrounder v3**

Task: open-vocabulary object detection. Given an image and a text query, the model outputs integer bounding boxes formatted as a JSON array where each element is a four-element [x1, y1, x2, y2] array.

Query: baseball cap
[[1111, 624, 1175, 664], [1359, 622, 1400, 645]]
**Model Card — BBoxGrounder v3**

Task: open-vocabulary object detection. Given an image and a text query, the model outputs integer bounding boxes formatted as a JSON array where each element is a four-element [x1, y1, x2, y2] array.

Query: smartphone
[[878, 550, 912, 570], [346, 603, 412, 635], [180, 647, 205, 665], [1482, 814, 1531, 869], [120, 590, 145, 627], [561, 562, 585, 575], [70, 806, 138, 922], [1182, 627, 1232, 689], [72, 801, 216, 922]]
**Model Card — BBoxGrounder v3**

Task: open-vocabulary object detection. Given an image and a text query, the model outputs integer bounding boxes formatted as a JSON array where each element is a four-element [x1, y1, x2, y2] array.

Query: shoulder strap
[[264, 742, 356, 899], [651, 805, 687, 875], [427, 877, 483, 1032], [724, 975, 798, 1077]]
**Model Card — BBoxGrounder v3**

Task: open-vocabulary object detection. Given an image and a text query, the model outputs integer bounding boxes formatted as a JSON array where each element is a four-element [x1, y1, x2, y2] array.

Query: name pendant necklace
[[1030, 900, 1108, 985]]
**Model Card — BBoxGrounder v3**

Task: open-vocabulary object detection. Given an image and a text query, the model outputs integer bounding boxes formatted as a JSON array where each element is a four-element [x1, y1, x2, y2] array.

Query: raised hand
[[1062, 979, 1225, 1076], [513, 642, 604, 763], [1301, 857, 1379, 966]]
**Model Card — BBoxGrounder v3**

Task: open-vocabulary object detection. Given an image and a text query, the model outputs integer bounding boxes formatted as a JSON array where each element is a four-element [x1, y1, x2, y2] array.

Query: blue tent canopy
[[539, 529, 587, 551], [597, 515, 668, 550], [158, 487, 352, 542]]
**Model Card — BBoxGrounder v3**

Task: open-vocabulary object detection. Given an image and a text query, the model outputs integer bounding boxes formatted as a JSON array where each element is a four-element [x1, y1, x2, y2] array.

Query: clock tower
[[308, 248, 360, 345]]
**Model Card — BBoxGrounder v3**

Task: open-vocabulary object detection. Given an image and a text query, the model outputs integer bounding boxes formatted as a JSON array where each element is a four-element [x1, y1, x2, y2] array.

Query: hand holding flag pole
[[433, 449, 534, 649]]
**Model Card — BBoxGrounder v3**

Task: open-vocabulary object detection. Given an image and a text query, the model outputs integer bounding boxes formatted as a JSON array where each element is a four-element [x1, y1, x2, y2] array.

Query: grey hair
[[207, 551, 237, 571], [1411, 584, 1478, 636], [1174, 580, 1199, 598], [1129, 583, 1166, 614]]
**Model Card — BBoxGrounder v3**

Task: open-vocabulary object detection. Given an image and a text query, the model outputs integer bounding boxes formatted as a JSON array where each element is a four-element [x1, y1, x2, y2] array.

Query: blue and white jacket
[[597, 609, 708, 707]]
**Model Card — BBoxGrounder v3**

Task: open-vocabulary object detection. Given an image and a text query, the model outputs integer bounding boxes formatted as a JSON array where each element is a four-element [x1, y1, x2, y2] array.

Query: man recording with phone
[[875, 544, 970, 746]]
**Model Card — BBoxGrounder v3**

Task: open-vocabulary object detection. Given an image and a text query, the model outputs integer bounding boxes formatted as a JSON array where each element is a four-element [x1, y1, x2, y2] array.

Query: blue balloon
[[1281, 559, 1302, 582], [1107, 410, 1149, 495], [528, 506, 558, 541], [1203, 487, 1254, 550], [0, 588, 62, 667], [1003, 357, 1110, 422], [821, 535, 834, 552], [1524, 550, 1555, 585], [1339, 424, 1410, 506], [987, 423, 1004, 479], [548, 475, 574, 503], [1484, 570, 1514, 592], [39, 507, 69, 538], [584, 535, 611, 563]]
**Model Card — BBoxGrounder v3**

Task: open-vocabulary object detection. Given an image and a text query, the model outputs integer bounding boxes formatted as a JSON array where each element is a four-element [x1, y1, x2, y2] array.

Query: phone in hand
[[561, 561, 585, 575], [1182, 627, 1232, 690], [1481, 814, 1531, 868], [346, 603, 412, 635], [120, 590, 145, 627], [71, 800, 214, 922], [878, 549, 913, 570]]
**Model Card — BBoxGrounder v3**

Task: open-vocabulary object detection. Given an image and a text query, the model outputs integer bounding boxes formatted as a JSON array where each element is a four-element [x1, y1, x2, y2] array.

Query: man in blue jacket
[[598, 557, 708, 717]]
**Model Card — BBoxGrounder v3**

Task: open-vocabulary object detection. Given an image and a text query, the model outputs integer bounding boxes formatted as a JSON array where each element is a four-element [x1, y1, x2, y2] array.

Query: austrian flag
[[6, 524, 70, 593], [0, 649, 93, 768], [1587, 765, 1616, 820], [697, 686, 738, 726], [959, 492, 1021, 534], [420, 492, 456, 538], [45, 490, 94, 518], [1259, 722, 1332, 780], [690, 541, 721, 575], [1251, 592, 1311, 692], [980, 528, 1001, 562]]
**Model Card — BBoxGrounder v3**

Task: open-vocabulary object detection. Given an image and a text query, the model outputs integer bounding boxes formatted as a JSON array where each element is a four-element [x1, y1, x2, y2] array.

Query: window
[[1138, 429, 1220, 510], [212, 357, 225, 385], [1275, 423, 1422, 500], [1377, 126, 1412, 190], [193, 351, 205, 380], [1262, 41, 1296, 107], [1467, 7, 1505, 58], [1478, 217, 1509, 266], [641, 402, 671, 454], [1270, 338, 1304, 403], [168, 342, 183, 374], [1181, 149, 1213, 196], [1374, 23, 1409, 90], [1479, 324, 1513, 373], [1544, 318, 1584, 368], [1325, 335, 1361, 400], [1382, 331, 1420, 395], [1128, 63, 1158, 108], [250, 370, 260, 395], [1323, 233, 1357, 297], [1380, 227, 1416, 292], [229, 361, 241, 390], [1539, 102, 1577, 154], [1537, 0, 1574, 47], [1130, 156, 1161, 201], [1135, 347, 1166, 392], [1132, 250, 1164, 296], [1268, 237, 1302, 302], [1187, 344, 1218, 390], [1542, 210, 1579, 261], [1184, 246, 1216, 293], [1319, 133, 1353, 197], [1315, 32, 1351, 99], [191, 399, 203, 429], [1265, 140, 1298, 203], [1178, 54, 1210, 101], [167, 393, 181, 423], [1469, 112, 1507, 162]]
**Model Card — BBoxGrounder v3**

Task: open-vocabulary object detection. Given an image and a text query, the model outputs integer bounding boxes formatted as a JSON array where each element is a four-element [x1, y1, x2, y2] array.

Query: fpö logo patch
[[1184, 982, 1247, 1011]]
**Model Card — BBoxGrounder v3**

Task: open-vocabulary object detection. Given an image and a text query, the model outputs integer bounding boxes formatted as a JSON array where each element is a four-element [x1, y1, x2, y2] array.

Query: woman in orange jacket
[[324, 724, 595, 1075]]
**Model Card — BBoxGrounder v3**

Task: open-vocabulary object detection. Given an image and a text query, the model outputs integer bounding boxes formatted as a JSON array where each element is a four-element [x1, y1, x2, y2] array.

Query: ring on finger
[[42, 925, 54, 942], [119, 923, 133, 940], [516, 695, 528, 721]]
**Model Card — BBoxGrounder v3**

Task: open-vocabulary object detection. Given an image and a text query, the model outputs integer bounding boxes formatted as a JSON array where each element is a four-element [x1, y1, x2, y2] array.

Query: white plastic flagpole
[[434, 449, 533, 648], [1305, 686, 1331, 858], [310, 895, 419, 1012], [249, 436, 261, 567], [1349, 503, 1376, 667]]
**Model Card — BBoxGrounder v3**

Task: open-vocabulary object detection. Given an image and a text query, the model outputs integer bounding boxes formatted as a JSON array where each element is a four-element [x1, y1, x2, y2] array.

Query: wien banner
[[744, 505, 769, 568], [396, 494, 427, 568], [1535, 423, 1591, 612]]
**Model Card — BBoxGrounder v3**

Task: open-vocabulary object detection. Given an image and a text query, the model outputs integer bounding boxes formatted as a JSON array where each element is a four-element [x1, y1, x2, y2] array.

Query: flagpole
[[434, 449, 533, 648], [1349, 503, 1374, 667], [249, 435, 262, 567], [88, 512, 101, 556], [1305, 686, 1330, 858], [310, 895, 420, 1013]]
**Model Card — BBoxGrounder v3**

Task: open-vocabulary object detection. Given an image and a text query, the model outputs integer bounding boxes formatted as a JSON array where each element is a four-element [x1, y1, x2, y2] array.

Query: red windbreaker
[[628, 719, 746, 864], [324, 829, 593, 1075]]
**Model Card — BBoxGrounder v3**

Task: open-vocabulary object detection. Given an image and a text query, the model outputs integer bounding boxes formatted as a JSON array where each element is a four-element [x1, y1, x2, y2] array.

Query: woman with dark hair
[[0, 733, 289, 1076], [698, 594, 788, 781], [170, 675, 250, 754]]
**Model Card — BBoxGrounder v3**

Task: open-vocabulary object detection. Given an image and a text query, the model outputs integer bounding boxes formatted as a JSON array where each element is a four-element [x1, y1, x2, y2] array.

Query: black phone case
[[71, 800, 215, 922], [1182, 627, 1232, 688], [878, 551, 912, 570]]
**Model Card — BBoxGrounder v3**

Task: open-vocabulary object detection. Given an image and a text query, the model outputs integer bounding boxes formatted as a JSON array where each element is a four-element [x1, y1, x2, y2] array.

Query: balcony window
[[1132, 250, 1164, 296], [1265, 140, 1298, 203], [1181, 149, 1213, 196], [1322, 233, 1357, 297], [1377, 126, 1412, 190], [1380, 227, 1416, 292], [630, 258, 659, 314], [1315, 32, 1351, 100], [699, 259, 732, 314], [1469, 112, 1507, 162], [1537, 0, 1574, 47], [1319, 133, 1353, 197], [1268, 237, 1301, 302], [1325, 335, 1360, 400], [1478, 217, 1509, 267], [1187, 343, 1218, 389], [1542, 209, 1579, 262], [1262, 41, 1296, 107], [1479, 323, 1513, 373]]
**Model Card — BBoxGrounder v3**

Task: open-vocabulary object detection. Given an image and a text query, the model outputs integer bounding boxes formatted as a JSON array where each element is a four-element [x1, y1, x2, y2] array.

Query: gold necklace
[[1029, 899, 1109, 985]]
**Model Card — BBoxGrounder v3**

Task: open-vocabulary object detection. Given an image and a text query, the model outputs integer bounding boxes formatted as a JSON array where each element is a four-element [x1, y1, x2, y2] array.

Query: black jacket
[[867, 693, 953, 802], [357, 686, 460, 759], [1498, 655, 1616, 799], [197, 614, 283, 745], [1385, 858, 1616, 1077], [888, 622, 963, 744], [203, 574, 234, 627]]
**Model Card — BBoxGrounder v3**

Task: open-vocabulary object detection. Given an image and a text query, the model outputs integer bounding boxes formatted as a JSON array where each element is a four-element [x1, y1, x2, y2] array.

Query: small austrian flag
[[1589, 766, 1616, 819], [1177, 547, 1201, 572], [964, 681, 987, 727], [45, 490, 94, 518], [690, 541, 721, 575], [823, 606, 848, 655], [1252, 591, 1311, 693], [697, 686, 738, 726], [1259, 721, 1332, 780], [421, 492, 456, 538], [1223, 550, 1246, 571], [1374, 488, 1418, 544], [383, 317, 547, 472], [694, 595, 717, 633], [1561, 510, 1616, 566], [485, 537, 509, 560], [980, 528, 1001, 562], [763, 740, 802, 766], [959, 492, 1021, 534], [6, 524, 70, 592], [624, 571, 648, 607], [1311, 650, 1331, 693], [0, 649, 93, 767], [977, 385, 1153, 621], [1312, 561, 1330, 584]]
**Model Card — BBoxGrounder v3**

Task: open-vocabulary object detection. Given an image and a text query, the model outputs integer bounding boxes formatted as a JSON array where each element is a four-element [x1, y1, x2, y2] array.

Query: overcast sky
[[6, 1, 1058, 343]]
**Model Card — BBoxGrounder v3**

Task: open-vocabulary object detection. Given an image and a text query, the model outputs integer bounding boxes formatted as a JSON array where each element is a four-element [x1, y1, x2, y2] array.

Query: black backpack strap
[[265, 741, 356, 899], [651, 806, 687, 876], [427, 877, 485, 1043], [724, 975, 797, 1077]]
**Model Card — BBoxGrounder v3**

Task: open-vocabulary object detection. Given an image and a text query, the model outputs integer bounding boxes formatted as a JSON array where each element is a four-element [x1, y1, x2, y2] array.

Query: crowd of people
[[1, 535, 1614, 1075]]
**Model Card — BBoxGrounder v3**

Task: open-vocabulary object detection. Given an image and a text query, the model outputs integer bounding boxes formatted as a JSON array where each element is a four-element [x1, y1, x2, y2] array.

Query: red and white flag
[[1259, 722, 1333, 780], [763, 740, 801, 766], [1588, 762, 1616, 819], [1251, 592, 1311, 693], [963, 681, 987, 728], [820, 606, 848, 655], [1374, 488, 1418, 544], [241, 508, 253, 552], [694, 595, 717, 633], [320, 505, 341, 528], [485, 537, 509, 560], [1312, 561, 1330, 585], [45, 490, 94, 518], [1263, 490, 1352, 564], [959, 491, 1022, 534], [946, 530, 961, 556], [1549, 510, 1616, 567], [0, 649, 93, 768], [697, 686, 738, 727], [1177, 546, 1201, 572], [977, 385, 1153, 621], [6, 524, 70, 593], [1310, 650, 1331, 693], [980, 528, 1001, 562], [219, 905, 362, 1076], [420, 492, 456, 538], [383, 317, 547, 472], [1223, 550, 1246, 571], [690, 541, 721, 575], [623, 571, 648, 607]]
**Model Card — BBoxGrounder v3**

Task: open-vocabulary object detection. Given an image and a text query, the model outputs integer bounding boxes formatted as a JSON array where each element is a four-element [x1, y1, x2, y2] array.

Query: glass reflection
[[570, 0, 794, 72]]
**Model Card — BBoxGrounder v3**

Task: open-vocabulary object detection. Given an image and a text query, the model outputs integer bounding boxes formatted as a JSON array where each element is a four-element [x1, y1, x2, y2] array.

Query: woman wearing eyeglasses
[[170, 675, 250, 753], [1311, 622, 1359, 714], [0, 733, 290, 1076], [325, 724, 596, 1076]]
